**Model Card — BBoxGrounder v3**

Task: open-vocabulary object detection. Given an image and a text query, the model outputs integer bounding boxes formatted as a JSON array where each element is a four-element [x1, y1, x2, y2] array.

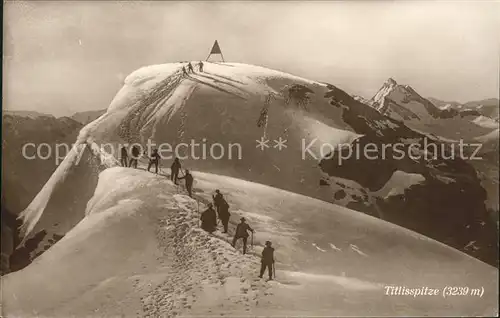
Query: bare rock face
[[333, 189, 346, 200], [1, 224, 13, 274], [0, 204, 48, 275]]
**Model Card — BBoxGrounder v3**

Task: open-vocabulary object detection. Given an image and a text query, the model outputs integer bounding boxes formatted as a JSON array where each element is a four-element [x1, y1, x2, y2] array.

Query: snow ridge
[[142, 194, 272, 316]]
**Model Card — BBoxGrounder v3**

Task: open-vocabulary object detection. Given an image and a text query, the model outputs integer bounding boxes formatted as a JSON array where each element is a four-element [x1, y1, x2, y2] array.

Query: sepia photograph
[[1, 1, 499, 317]]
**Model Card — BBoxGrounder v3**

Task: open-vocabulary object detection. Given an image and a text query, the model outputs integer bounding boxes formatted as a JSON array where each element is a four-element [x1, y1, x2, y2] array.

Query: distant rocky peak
[[385, 77, 398, 86]]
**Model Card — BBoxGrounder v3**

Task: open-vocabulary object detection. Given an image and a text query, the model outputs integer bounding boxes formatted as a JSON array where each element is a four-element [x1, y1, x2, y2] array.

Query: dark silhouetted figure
[[187, 62, 194, 73], [212, 189, 224, 214], [218, 199, 231, 233], [178, 169, 193, 197], [198, 61, 204, 72], [201, 203, 217, 234], [147, 148, 161, 174], [182, 66, 188, 76], [259, 241, 275, 280], [232, 217, 254, 254], [120, 146, 128, 167], [170, 157, 181, 184], [129, 145, 140, 168]]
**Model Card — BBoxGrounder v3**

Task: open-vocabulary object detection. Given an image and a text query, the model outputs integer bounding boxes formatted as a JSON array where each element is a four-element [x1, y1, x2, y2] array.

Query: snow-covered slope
[[15, 62, 498, 269], [3, 167, 497, 317]]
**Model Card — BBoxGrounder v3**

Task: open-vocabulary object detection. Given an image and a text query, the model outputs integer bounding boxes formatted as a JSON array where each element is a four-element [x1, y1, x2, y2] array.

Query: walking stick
[[197, 199, 201, 227], [157, 159, 164, 175], [251, 231, 254, 250], [273, 262, 276, 279]]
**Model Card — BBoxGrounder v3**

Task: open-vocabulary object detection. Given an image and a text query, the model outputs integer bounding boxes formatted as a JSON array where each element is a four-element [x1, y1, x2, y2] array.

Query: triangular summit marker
[[206, 40, 225, 62]]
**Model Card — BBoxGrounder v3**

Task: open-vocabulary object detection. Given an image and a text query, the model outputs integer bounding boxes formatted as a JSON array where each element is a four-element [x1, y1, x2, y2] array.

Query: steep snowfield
[[3, 168, 498, 316]]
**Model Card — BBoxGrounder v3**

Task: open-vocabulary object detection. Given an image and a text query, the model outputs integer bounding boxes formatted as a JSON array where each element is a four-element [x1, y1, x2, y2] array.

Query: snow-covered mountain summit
[[17, 61, 356, 245], [14, 62, 498, 271]]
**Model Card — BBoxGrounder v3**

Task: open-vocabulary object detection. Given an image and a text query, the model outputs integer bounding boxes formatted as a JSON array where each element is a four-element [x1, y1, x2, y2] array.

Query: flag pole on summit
[[206, 40, 225, 62]]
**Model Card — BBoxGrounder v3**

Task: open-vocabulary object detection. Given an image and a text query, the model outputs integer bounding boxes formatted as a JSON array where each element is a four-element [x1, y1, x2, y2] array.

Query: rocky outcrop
[[0, 204, 49, 275], [459, 109, 482, 117]]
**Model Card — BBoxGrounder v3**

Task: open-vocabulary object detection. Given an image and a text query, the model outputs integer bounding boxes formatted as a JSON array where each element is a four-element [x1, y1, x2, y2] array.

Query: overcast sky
[[3, 1, 499, 116]]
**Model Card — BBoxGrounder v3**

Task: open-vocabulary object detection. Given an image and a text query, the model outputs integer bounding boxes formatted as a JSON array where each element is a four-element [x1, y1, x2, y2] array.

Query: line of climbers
[[119, 145, 275, 280], [120, 146, 194, 197], [201, 190, 275, 280], [181, 61, 204, 76]]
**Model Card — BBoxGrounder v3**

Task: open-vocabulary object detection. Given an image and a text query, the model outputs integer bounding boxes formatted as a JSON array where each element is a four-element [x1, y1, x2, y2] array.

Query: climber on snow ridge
[[178, 169, 194, 197], [259, 241, 275, 280], [147, 148, 161, 174], [232, 217, 254, 255], [170, 157, 182, 184], [200, 203, 217, 234]]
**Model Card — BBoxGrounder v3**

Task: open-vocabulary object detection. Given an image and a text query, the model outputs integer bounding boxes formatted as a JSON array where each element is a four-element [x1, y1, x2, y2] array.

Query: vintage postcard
[[1, 1, 499, 316]]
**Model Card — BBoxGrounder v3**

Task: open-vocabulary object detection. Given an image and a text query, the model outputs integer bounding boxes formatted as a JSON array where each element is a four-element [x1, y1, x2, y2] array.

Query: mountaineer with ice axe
[[213, 190, 230, 233], [232, 217, 254, 255]]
